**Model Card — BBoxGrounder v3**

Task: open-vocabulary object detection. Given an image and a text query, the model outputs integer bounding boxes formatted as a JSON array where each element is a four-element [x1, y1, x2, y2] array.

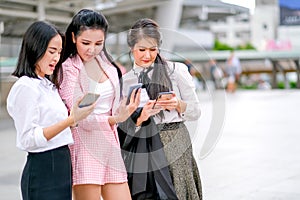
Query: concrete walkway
[[1, 90, 300, 200]]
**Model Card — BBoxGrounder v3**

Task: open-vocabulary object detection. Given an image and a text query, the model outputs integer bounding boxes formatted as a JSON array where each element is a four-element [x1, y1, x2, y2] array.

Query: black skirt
[[21, 145, 72, 200], [118, 115, 178, 200]]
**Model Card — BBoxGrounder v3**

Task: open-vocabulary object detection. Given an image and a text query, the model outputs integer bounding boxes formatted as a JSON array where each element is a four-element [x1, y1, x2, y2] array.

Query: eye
[[139, 48, 146, 52], [150, 48, 157, 51]]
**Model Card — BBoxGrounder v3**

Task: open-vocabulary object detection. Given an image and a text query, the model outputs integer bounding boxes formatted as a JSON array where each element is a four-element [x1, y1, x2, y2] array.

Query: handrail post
[[294, 59, 300, 89], [271, 60, 277, 89]]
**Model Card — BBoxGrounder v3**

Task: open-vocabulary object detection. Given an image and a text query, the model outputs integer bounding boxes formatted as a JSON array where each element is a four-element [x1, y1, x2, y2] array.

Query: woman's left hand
[[115, 88, 141, 123], [155, 95, 179, 111], [136, 100, 162, 126]]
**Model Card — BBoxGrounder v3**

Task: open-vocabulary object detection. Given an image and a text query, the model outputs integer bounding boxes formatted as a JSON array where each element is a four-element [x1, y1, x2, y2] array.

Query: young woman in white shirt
[[6, 21, 95, 200], [118, 18, 202, 200]]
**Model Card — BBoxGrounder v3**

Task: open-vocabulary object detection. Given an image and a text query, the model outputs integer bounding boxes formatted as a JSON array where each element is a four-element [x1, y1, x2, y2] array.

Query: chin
[[141, 63, 152, 68]]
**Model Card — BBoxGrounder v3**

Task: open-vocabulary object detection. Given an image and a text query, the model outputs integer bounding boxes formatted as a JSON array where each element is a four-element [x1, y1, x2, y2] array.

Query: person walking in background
[[118, 18, 202, 200], [59, 9, 139, 200], [6, 21, 95, 200], [209, 59, 224, 90], [225, 50, 242, 92]]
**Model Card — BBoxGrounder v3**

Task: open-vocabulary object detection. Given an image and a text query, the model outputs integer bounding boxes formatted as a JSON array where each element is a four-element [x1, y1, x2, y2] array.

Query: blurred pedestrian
[[225, 50, 241, 92], [209, 59, 224, 89]]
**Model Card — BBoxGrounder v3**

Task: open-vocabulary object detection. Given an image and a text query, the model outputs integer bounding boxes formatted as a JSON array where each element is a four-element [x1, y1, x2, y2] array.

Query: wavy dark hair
[[62, 9, 122, 84], [127, 18, 173, 100], [12, 21, 65, 88]]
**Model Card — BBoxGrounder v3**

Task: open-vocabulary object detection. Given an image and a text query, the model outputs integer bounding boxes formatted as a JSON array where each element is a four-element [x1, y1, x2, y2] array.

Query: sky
[[279, 0, 300, 9], [221, 0, 256, 13]]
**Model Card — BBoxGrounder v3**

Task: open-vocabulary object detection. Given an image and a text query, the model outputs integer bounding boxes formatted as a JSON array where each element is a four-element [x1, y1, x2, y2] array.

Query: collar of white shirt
[[34, 76, 56, 90], [133, 63, 154, 73]]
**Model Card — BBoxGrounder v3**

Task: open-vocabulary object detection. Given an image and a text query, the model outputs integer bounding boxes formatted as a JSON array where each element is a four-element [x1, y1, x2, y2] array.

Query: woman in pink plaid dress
[[59, 9, 139, 200]]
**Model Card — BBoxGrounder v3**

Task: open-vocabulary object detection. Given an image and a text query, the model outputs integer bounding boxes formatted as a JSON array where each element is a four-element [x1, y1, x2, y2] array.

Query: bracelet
[[70, 115, 78, 128], [112, 116, 119, 125], [70, 123, 78, 128]]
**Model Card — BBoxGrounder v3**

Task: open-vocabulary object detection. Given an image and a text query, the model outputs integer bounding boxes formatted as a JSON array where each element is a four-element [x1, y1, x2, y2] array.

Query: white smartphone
[[79, 93, 100, 108]]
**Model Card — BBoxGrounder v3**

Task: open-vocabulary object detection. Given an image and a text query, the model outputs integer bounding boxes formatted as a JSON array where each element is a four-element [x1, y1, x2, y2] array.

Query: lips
[[142, 60, 151, 63], [49, 64, 55, 71]]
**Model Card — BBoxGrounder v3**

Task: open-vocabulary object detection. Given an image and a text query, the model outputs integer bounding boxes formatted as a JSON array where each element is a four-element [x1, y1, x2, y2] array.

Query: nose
[[88, 45, 98, 53], [144, 50, 151, 58], [53, 52, 60, 62]]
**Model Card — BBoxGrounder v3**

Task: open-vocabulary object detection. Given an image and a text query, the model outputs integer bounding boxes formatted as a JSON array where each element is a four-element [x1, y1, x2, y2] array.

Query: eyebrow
[[137, 45, 158, 49], [49, 46, 62, 51], [81, 38, 104, 43]]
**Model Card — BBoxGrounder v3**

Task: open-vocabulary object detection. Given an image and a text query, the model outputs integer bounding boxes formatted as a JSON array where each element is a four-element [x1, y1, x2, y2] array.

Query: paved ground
[[1, 89, 300, 200]]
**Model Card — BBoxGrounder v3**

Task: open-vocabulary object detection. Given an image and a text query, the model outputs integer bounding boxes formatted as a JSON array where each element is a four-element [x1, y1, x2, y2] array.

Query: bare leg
[[101, 182, 131, 200], [73, 184, 101, 200]]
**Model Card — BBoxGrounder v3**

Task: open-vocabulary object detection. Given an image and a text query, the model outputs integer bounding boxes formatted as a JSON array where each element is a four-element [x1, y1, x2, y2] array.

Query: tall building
[[252, 0, 300, 50]]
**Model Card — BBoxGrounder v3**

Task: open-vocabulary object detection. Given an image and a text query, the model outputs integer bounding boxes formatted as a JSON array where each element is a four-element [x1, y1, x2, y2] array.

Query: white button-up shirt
[[7, 76, 73, 153]]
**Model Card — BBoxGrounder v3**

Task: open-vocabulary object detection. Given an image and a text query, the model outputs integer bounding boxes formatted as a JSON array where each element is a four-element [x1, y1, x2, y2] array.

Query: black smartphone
[[126, 83, 143, 105], [152, 91, 174, 109], [79, 93, 100, 108]]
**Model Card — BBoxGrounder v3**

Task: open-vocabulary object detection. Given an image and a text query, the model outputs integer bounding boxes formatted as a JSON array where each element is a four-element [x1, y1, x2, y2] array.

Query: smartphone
[[79, 93, 100, 108], [126, 83, 143, 105], [152, 91, 174, 109], [157, 91, 174, 100]]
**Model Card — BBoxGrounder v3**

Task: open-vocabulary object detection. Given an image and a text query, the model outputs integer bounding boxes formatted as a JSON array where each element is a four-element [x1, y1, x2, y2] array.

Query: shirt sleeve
[[59, 60, 80, 113], [7, 82, 47, 151], [173, 62, 201, 121]]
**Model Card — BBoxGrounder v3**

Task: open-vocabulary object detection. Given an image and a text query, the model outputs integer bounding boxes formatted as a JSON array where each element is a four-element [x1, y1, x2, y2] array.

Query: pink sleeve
[[59, 59, 80, 113]]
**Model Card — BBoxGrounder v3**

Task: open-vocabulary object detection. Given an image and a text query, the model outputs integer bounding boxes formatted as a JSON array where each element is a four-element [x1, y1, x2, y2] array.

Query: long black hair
[[62, 9, 122, 81], [127, 18, 173, 100], [12, 21, 65, 88]]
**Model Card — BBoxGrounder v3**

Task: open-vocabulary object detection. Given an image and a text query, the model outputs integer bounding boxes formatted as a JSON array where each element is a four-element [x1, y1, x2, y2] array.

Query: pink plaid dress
[[59, 53, 127, 185]]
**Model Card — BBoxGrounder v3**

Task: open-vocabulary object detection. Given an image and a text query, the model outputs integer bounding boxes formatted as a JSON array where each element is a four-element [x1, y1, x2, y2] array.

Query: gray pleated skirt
[[159, 122, 202, 200]]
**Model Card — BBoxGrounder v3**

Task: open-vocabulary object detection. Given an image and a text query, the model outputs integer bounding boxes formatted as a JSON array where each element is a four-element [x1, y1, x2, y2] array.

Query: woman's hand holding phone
[[136, 100, 162, 126], [70, 95, 96, 126], [152, 91, 177, 111], [113, 87, 141, 124]]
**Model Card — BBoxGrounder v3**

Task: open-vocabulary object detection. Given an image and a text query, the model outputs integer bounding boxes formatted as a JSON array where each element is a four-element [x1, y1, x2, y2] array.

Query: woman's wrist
[[68, 115, 77, 128], [109, 116, 120, 126], [136, 117, 143, 126], [176, 98, 186, 113]]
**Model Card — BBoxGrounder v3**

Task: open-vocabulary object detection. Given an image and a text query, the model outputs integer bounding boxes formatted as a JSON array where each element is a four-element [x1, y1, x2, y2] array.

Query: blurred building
[[2, 0, 300, 55], [0, 0, 250, 58], [253, 0, 300, 50]]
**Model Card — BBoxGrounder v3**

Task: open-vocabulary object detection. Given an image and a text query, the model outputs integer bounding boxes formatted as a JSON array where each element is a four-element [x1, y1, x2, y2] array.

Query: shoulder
[[166, 61, 189, 73], [122, 69, 135, 79], [9, 76, 40, 96], [16, 76, 39, 88], [62, 55, 83, 71], [122, 69, 138, 85]]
